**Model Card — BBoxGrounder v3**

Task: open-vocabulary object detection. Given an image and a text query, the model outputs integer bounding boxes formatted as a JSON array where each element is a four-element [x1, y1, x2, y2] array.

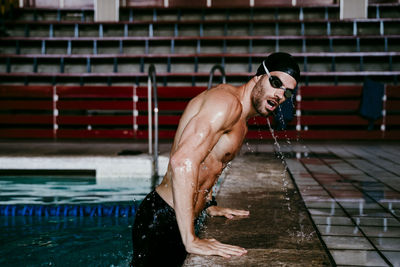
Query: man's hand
[[206, 206, 250, 219], [186, 237, 247, 258]]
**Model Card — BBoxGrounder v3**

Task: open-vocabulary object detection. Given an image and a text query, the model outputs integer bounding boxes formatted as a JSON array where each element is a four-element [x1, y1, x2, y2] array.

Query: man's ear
[[254, 75, 262, 82]]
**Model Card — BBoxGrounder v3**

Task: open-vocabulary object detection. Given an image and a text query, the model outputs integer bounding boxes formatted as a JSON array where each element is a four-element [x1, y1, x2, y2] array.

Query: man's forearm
[[171, 161, 198, 247]]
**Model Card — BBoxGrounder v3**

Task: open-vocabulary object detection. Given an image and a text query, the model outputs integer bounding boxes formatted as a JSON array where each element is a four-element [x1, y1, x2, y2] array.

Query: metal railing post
[[207, 64, 226, 90], [52, 85, 58, 140], [148, 65, 159, 188]]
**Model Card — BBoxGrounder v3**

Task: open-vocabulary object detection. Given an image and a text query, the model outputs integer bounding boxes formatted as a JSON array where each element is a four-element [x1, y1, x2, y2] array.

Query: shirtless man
[[131, 52, 300, 266]]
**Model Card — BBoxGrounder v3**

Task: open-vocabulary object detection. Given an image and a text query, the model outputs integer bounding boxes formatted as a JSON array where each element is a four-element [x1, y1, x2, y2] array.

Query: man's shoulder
[[205, 85, 241, 108], [207, 84, 241, 104], [212, 83, 238, 93], [201, 85, 242, 124]]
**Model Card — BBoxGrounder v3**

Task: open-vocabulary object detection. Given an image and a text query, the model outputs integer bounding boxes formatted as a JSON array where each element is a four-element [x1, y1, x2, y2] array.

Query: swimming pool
[[0, 216, 133, 266], [0, 175, 150, 205], [0, 175, 151, 267]]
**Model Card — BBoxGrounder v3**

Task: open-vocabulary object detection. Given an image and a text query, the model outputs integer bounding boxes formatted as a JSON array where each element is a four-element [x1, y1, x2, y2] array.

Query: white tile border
[[0, 155, 169, 179]]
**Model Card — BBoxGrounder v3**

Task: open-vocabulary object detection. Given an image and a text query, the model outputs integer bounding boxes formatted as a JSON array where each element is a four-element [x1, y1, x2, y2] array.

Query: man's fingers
[[208, 207, 250, 218], [222, 209, 250, 217], [212, 240, 247, 255], [187, 238, 247, 258], [209, 238, 246, 252], [218, 246, 247, 255], [217, 250, 232, 258], [224, 214, 234, 219], [214, 247, 246, 257], [230, 209, 250, 215]]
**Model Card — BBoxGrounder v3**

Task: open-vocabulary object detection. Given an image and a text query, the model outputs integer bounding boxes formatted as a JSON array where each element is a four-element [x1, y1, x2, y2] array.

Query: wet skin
[[156, 71, 297, 258]]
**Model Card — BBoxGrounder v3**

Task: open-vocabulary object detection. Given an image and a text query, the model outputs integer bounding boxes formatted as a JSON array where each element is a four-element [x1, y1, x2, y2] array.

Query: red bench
[[0, 85, 55, 138], [1, 85, 399, 140], [294, 85, 400, 139], [55, 85, 205, 139], [0, 71, 399, 83]]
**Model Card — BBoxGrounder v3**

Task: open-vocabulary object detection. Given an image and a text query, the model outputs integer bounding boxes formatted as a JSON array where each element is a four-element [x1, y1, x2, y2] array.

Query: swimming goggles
[[262, 60, 294, 99]]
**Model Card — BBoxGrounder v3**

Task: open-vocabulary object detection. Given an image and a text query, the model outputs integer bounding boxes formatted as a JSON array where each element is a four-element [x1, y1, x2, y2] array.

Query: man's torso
[[156, 85, 248, 216]]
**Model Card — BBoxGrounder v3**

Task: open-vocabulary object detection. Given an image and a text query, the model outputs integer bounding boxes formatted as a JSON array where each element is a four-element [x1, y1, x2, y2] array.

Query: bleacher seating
[[293, 85, 400, 139], [1, 3, 399, 86], [0, 2, 399, 140], [1, 85, 399, 140]]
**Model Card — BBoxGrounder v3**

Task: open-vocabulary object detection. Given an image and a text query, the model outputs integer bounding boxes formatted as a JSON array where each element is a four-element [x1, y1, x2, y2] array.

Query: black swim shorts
[[131, 190, 187, 267]]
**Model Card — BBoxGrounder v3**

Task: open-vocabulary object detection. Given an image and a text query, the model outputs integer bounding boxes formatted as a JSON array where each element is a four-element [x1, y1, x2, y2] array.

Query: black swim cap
[[256, 52, 300, 83]]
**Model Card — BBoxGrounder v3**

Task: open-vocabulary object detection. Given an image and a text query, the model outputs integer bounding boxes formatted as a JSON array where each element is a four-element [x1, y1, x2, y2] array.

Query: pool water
[[0, 175, 151, 205], [0, 216, 133, 266], [0, 175, 152, 267]]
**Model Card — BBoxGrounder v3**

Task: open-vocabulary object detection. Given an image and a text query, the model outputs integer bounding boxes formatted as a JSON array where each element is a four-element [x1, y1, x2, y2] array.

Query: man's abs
[[156, 155, 224, 216]]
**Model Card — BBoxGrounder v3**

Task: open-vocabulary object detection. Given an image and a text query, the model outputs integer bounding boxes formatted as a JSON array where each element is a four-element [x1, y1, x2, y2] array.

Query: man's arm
[[170, 94, 247, 258]]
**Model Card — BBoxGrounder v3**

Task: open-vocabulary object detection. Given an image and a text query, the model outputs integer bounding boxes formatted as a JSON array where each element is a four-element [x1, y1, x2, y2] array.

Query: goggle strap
[[262, 60, 271, 77], [263, 60, 292, 98]]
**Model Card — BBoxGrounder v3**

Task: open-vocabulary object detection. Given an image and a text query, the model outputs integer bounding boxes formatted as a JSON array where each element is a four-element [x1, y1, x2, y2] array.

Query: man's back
[[157, 84, 248, 214], [172, 84, 247, 164]]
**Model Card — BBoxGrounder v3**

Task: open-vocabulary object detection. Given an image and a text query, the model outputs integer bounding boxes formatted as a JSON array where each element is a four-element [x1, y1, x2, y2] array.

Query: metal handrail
[[148, 64, 159, 188], [207, 64, 226, 90]]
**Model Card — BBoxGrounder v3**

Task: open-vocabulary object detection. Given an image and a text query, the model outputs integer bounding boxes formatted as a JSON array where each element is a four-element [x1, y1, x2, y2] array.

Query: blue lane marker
[[0, 204, 137, 217]]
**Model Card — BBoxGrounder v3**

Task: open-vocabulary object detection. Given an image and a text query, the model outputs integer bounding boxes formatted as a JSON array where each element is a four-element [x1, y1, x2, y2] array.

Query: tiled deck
[[284, 143, 400, 267]]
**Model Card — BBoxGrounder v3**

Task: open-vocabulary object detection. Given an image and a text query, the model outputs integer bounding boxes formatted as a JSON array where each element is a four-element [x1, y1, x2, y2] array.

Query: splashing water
[[266, 117, 287, 170], [245, 141, 255, 153], [266, 117, 291, 209], [267, 105, 317, 242]]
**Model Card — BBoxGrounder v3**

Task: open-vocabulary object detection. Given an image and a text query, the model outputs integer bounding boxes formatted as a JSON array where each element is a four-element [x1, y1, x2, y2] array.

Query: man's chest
[[212, 122, 248, 163]]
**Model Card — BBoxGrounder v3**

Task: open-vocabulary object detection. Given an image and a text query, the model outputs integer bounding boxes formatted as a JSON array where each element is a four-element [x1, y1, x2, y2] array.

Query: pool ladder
[[148, 65, 159, 189], [208, 64, 226, 90]]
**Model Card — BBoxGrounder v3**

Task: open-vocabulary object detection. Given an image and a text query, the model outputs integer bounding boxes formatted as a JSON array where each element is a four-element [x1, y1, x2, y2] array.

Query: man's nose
[[274, 88, 285, 102]]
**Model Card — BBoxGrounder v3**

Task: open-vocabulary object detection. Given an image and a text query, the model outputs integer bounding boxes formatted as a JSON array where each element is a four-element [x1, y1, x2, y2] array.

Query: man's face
[[251, 71, 297, 117]]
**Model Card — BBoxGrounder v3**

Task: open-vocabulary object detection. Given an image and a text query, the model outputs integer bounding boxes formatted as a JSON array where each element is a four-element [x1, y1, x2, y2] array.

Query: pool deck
[[185, 141, 400, 267], [183, 152, 332, 266], [0, 140, 399, 266]]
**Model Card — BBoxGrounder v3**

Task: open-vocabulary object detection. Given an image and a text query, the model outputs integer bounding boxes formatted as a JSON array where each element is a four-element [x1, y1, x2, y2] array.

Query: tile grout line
[[359, 145, 400, 165], [283, 156, 337, 266], [285, 169, 337, 266], [326, 145, 400, 222], [303, 150, 394, 267], [338, 145, 400, 190]]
